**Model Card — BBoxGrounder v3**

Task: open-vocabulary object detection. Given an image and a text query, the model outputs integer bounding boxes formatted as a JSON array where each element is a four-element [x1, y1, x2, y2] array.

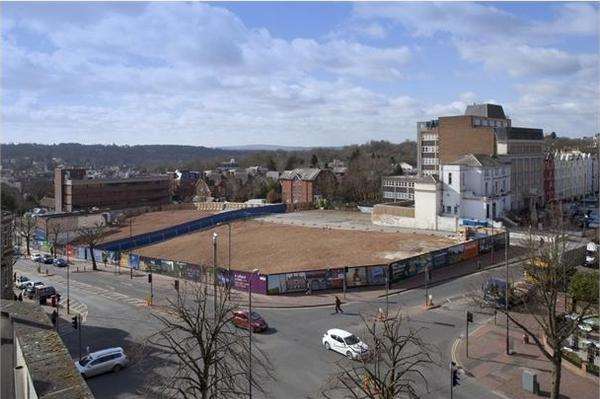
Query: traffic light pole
[[78, 315, 82, 361], [450, 362, 454, 399], [466, 315, 469, 358]]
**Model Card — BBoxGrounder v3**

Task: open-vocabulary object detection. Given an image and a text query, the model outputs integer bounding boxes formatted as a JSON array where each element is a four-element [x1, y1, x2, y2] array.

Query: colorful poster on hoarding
[[305, 268, 344, 291], [346, 266, 368, 287], [462, 241, 479, 260], [390, 260, 409, 282], [119, 254, 129, 268], [129, 254, 140, 270], [267, 274, 285, 295], [284, 272, 307, 293], [447, 244, 464, 264], [186, 264, 201, 281], [230, 271, 267, 294], [432, 250, 448, 269], [367, 266, 387, 285]]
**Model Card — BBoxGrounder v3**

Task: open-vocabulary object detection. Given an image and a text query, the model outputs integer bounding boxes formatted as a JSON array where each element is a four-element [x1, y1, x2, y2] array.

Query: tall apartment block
[[416, 104, 511, 176], [54, 167, 172, 212]]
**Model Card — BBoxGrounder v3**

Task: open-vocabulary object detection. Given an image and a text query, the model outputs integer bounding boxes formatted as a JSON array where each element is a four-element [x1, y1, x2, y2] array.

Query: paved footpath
[[456, 316, 600, 399], [21, 245, 525, 310]]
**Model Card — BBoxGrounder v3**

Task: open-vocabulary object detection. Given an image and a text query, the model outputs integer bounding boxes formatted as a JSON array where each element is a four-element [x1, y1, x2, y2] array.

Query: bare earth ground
[[134, 218, 460, 274], [100, 209, 217, 243]]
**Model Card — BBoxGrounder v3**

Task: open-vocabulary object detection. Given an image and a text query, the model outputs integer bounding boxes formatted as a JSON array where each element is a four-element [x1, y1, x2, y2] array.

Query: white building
[[554, 151, 598, 202], [441, 154, 511, 221]]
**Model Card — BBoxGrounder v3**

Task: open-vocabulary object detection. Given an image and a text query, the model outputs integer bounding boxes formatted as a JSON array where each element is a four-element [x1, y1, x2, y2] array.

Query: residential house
[[441, 154, 511, 221], [279, 168, 336, 206]]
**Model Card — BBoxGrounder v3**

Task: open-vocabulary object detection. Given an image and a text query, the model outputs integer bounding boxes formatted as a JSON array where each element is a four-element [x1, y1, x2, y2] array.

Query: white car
[[23, 280, 44, 291], [31, 253, 43, 262], [75, 347, 129, 378], [322, 328, 369, 360]]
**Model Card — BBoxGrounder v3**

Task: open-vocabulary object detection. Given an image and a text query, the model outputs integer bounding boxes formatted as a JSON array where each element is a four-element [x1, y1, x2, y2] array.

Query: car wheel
[[324, 342, 330, 350], [346, 351, 353, 359], [113, 364, 122, 373]]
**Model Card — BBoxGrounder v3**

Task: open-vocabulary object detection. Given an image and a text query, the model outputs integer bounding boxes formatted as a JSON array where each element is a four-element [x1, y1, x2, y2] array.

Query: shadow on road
[[57, 319, 174, 398]]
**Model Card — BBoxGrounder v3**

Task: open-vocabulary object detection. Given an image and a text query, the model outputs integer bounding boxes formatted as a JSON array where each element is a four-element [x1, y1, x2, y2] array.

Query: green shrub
[[588, 363, 599, 376], [561, 350, 582, 367]]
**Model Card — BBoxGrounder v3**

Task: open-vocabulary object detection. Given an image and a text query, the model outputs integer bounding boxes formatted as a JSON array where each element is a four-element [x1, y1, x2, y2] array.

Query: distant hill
[[218, 144, 311, 151], [0, 143, 251, 169]]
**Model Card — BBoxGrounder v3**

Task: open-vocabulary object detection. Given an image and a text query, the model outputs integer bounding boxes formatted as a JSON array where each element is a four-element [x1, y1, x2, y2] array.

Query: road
[[14, 257, 524, 399]]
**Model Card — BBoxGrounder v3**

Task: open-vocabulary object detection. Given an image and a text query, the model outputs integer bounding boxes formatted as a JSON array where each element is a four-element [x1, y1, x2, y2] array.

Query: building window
[[485, 182, 488, 195], [446, 206, 452, 213], [454, 206, 458, 214], [448, 173, 452, 185]]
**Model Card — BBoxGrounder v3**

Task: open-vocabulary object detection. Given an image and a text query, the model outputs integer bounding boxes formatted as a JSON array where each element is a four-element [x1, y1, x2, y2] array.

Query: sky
[[2, 1, 599, 147]]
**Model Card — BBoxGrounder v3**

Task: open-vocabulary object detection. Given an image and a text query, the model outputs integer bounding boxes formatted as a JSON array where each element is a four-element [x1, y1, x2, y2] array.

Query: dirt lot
[[134, 220, 460, 274], [100, 209, 217, 243]]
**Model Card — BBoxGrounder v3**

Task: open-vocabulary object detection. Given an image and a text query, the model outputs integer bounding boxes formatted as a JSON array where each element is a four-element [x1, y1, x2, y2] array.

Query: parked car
[[31, 253, 43, 262], [53, 258, 68, 267], [232, 310, 268, 332], [75, 347, 129, 378], [14, 276, 30, 289], [33, 286, 57, 303], [483, 277, 533, 309], [42, 254, 54, 264], [322, 328, 369, 360], [23, 280, 44, 291]]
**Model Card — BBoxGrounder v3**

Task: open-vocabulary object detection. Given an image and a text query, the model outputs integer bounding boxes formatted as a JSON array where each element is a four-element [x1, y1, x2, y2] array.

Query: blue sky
[[2, 2, 598, 146]]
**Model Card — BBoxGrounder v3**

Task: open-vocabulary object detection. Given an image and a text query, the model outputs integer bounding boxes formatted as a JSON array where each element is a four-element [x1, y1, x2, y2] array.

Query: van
[[75, 347, 129, 378], [32, 286, 56, 302], [585, 241, 599, 268]]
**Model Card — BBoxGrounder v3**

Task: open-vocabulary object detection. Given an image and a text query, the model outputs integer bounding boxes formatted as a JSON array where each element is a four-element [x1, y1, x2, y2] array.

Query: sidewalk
[[457, 315, 599, 399], [21, 245, 525, 309]]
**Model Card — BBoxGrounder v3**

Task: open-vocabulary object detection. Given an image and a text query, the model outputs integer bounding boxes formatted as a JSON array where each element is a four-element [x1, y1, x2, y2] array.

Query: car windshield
[[249, 312, 262, 321], [79, 356, 92, 366], [344, 335, 360, 345]]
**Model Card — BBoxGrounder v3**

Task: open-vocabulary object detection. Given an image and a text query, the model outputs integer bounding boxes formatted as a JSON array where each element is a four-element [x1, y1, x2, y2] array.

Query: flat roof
[[66, 175, 171, 185]]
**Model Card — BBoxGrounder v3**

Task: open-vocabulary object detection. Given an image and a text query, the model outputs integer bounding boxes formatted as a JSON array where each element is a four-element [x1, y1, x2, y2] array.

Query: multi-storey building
[[279, 168, 336, 206], [381, 175, 419, 201], [553, 151, 598, 202], [441, 154, 511, 220], [54, 167, 172, 212], [543, 153, 555, 203], [495, 127, 545, 211], [416, 104, 511, 176]]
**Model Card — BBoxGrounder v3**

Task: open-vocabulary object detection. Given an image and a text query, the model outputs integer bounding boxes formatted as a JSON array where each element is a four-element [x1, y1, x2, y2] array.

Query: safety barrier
[[97, 203, 286, 252]]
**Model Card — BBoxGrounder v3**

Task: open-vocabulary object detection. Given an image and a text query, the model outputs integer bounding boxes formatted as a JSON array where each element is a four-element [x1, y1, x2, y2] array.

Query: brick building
[[54, 167, 172, 212], [417, 104, 511, 176], [279, 168, 336, 206]]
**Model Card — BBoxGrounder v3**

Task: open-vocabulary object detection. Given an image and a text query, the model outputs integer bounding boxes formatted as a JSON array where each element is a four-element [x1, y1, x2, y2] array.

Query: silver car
[[75, 347, 129, 378]]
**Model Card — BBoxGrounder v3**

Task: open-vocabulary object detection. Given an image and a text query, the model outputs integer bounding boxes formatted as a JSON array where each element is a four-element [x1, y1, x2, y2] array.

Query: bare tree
[[47, 220, 65, 257], [322, 312, 438, 399], [76, 222, 106, 271], [147, 282, 275, 399], [20, 213, 36, 256], [475, 227, 597, 399]]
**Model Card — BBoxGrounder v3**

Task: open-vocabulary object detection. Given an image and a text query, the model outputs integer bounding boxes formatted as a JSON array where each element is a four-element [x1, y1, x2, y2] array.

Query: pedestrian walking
[[17, 292, 23, 301], [334, 296, 343, 314], [477, 260, 481, 270], [13, 271, 17, 282], [50, 309, 58, 326]]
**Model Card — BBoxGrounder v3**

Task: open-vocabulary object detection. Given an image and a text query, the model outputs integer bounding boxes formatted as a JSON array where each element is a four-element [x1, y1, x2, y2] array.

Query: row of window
[[473, 118, 508, 128], [382, 180, 415, 188], [421, 146, 438, 153]]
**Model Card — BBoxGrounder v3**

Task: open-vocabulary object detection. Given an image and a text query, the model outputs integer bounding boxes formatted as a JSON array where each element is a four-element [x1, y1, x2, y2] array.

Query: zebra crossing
[[66, 279, 148, 307]]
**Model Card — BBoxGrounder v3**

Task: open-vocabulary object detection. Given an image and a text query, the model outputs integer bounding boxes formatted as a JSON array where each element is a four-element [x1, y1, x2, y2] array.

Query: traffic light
[[71, 316, 78, 330], [452, 367, 460, 386], [148, 273, 152, 284], [174, 279, 179, 291], [467, 311, 473, 323]]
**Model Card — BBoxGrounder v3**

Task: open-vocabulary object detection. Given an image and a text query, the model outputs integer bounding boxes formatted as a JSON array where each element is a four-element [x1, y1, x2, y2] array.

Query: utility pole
[[424, 264, 431, 307], [385, 266, 389, 316], [505, 228, 510, 355], [148, 273, 154, 305], [67, 258, 70, 314], [248, 269, 259, 399]]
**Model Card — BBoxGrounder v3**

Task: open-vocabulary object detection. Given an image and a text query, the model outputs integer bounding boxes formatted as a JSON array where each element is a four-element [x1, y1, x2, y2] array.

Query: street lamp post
[[248, 268, 259, 399], [505, 228, 510, 355], [212, 232, 218, 312]]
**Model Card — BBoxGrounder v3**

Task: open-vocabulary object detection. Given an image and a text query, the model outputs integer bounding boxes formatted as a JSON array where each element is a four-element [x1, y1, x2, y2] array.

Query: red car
[[232, 310, 268, 332]]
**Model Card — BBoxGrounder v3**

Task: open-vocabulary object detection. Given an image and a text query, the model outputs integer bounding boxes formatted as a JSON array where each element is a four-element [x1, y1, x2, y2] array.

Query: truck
[[585, 241, 599, 268]]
